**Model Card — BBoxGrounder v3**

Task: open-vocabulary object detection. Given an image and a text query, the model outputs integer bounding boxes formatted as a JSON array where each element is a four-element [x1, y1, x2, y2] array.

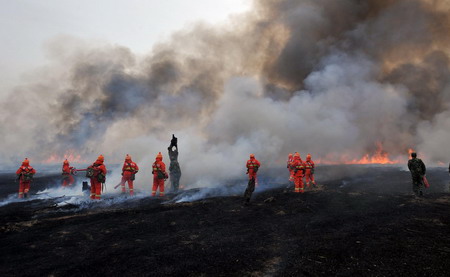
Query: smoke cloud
[[1, 0, 450, 188]]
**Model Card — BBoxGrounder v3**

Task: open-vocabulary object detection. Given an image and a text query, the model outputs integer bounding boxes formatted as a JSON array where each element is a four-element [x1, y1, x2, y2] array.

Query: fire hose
[[71, 168, 87, 175]]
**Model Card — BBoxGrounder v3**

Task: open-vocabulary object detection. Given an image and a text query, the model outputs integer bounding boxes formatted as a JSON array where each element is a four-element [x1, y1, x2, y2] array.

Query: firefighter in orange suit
[[152, 152, 168, 196], [244, 154, 261, 204], [287, 153, 294, 183], [304, 154, 316, 188], [16, 158, 36, 198], [88, 155, 107, 200], [292, 153, 305, 193], [62, 159, 75, 187], [246, 154, 261, 181], [120, 154, 139, 196]]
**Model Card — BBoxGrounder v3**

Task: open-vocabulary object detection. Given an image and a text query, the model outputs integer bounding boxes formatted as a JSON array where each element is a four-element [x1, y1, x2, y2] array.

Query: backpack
[[22, 167, 33, 182], [157, 170, 166, 180], [97, 173, 106, 183], [22, 170, 34, 181], [86, 167, 95, 178], [153, 162, 166, 179]]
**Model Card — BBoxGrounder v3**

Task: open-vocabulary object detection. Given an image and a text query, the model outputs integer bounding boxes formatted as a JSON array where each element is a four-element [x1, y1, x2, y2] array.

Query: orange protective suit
[[62, 159, 75, 187], [246, 154, 261, 183], [16, 158, 36, 198], [152, 152, 167, 196], [120, 154, 139, 196], [89, 155, 107, 200], [304, 154, 316, 188], [292, 153, 305, 193], [287, 153, 294, 182]]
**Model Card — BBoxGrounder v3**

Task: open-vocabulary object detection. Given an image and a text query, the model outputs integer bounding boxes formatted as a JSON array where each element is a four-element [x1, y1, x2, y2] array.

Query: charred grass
[[1, 167, 450, 276]]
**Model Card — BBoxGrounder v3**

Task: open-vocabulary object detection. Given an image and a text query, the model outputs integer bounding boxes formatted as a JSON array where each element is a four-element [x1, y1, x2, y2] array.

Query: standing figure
[[287, 153, 294, 184], [152, 152, 168, 197], [168, 145, 182, 193], [304, 154, 316, 188], [292, 152, 305, 193], [244, 154, 261, 204], [87, 155, 107, 200], [407, 152, 426, 196], [62, 159, 75, 187], [120, 154, 139, 196], [16, 158, 36, 198]]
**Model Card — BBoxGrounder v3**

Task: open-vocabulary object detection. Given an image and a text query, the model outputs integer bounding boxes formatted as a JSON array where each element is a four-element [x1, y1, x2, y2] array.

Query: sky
[[0, 0, 251, 96]]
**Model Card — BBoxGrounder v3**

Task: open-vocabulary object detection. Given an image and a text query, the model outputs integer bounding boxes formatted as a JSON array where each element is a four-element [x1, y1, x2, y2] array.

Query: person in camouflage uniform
[[168, 135, 182, 193], [407, 152, 426, 196]]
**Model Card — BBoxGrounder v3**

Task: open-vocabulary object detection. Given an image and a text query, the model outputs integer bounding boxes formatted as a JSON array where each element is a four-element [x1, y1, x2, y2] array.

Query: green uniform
[[168, 146, 182, 193], [407, 158, 426, 196]]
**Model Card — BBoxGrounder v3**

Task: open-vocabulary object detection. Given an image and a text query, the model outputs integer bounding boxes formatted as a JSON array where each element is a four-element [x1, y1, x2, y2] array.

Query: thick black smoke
[[1, 0, 450, 186]]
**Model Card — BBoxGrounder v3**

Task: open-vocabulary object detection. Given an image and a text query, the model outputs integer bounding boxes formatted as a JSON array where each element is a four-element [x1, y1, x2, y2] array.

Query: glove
[[121, 172, 124, 176]]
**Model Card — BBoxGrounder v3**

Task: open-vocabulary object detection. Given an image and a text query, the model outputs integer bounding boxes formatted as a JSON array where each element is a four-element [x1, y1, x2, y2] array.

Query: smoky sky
[[1, 0, 450, 185]]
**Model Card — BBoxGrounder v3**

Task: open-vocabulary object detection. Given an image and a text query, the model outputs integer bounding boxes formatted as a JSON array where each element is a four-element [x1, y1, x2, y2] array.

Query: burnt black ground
[[1, 165, 450, 276]]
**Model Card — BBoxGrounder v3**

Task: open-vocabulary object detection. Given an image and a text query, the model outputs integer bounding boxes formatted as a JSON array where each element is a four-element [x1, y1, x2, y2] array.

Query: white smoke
[[0, 179, 154, 209], [1, 0, 450, 192]]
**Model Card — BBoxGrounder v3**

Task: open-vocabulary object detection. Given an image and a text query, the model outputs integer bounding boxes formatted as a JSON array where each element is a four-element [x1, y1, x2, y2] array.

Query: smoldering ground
[[2, 166, 450, 276], [1, 164, 448, 210], [1, 0, 450, 189]]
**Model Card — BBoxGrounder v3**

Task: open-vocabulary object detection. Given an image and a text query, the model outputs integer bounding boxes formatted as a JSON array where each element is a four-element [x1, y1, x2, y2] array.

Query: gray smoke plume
[[1, 0, 450, 188]]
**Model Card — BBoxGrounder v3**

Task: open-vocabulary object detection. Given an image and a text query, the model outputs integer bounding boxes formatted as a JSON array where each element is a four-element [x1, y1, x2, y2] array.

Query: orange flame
[[316, 143, 411, 165], [345, 143, 397, 164], [42, 150, 88, 164]]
